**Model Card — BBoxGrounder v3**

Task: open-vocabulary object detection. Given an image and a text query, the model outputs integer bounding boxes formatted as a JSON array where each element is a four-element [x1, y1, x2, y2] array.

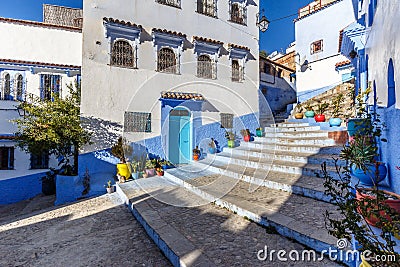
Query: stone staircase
[[115, 122, 351, 266]]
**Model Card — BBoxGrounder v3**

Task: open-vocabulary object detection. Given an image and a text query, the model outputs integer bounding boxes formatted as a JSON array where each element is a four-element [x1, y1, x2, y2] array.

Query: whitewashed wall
[[81, 0, 260, 143], [295, 0, 354, 94]]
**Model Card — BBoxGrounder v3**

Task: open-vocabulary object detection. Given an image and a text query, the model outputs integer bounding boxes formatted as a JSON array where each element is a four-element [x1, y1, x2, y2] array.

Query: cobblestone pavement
[[0, 194, 171, 267], [122, 183, 343, 267]]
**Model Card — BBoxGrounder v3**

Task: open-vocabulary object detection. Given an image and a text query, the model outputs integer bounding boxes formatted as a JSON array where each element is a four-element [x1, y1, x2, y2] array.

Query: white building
[[294, 0, 355, 101], [0, 6, 82, 180], [81, 0, 260, 164]]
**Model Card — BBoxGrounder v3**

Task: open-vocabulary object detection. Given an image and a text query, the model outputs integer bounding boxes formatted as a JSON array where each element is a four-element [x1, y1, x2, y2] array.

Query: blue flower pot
[[329, 118, 342, 127], [347, 118, 370, 137], [304, 110, 315, 118], [131, 172, 139, 180], [208, 147, 216, 154], [351, 163, 387, 186], [256, 129, 263, 137]]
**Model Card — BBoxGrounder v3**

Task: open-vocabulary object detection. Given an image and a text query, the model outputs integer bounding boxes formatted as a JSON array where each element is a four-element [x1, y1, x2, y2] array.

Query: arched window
[[197, 55, 213, 79], [158, 48, 177, 73], [387, 58, 396, 107], [3, 73, 11, 100], [16, 74, 23, 101], [111, 40, 135, 68]]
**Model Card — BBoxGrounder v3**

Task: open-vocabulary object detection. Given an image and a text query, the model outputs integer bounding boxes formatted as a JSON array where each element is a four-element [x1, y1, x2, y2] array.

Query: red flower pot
[[193, 154, 199, 161], [156, 170, 164, 176], [314, 114, 326, 122], [356, 188, 400, 227], [243, 135, 250, 142]]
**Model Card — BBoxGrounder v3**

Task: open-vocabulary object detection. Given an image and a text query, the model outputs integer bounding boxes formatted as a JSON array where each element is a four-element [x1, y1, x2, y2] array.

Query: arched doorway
[[387, 58, 396, 107], [168, 107, 191, 164]]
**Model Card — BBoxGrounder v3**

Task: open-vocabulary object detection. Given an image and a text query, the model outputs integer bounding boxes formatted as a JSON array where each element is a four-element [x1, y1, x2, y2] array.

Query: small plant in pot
[[129, 161, 139, 180], [314, 101, 328, 122], [111, 137, 133, 180], [145, 159, 156, 177], [329, 93, 344, 127], [347, 86, 372, 137], [193, 146, 200, 161], [304, 103, 315, 118], [294, 103, 304, 119], [255, 127, 263, 137], [225, 131, 235, 148], [208, 138, 217, 154], [240, 129, 251, 142], [155, 167, 164, 176], [105, 180, 114, 194]]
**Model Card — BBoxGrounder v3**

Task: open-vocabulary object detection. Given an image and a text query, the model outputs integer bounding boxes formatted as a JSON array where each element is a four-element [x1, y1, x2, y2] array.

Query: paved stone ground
[[0, 194, 171, 267]]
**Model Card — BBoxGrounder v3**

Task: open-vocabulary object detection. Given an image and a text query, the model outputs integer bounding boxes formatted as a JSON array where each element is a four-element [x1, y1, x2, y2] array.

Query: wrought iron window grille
[[157, 48, 178, 74], [197, 55, 216, 79], [220, 113, 234, 129], [197, 0, 217, 18], [229, 2, 247, 25], [111, 40, 136, 68], [231, 60, 244, 82], [124, 112, 152, 133], [156, 0, 181, 8]]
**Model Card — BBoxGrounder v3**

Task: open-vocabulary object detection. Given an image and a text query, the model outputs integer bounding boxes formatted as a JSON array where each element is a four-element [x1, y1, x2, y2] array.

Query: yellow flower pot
[[117, 163, 130, 178]]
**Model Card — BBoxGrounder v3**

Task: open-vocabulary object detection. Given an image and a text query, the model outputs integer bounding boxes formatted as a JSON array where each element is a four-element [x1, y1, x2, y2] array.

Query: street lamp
[[256, 9, 270, 32]]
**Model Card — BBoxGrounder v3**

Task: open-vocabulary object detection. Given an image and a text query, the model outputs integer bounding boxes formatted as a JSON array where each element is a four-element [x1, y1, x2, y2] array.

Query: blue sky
[[0, 0, 312, 54]]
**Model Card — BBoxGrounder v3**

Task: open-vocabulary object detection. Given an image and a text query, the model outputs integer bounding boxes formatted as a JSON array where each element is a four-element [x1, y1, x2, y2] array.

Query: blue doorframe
[[168, 107, 191, 164]]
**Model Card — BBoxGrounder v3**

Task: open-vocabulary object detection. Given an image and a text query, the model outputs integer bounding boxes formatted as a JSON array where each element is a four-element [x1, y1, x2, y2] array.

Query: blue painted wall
[[0, 172, 45, 204]]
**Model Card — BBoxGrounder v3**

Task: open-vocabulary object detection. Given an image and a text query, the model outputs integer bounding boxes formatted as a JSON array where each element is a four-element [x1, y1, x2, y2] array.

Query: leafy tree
[[14, 82, 91, 176]]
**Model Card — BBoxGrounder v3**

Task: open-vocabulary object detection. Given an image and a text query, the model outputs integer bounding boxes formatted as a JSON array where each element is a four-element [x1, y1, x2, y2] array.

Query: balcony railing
[[298, 0, 337, 18]]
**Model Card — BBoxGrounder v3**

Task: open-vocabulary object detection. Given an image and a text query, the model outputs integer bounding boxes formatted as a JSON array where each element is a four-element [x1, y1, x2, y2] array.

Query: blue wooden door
[[169, 108, 191, 164]]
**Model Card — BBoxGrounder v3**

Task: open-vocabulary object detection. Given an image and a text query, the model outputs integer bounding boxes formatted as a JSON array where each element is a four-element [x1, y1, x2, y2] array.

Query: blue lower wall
[[0, 172, 46, 205]]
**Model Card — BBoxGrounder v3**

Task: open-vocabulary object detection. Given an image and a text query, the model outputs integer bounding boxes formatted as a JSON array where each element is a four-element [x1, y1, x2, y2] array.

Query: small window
[[158, 47, 177, 74], [197, 55, 215, 79], [277, 69, 282, 78], [3, 73, 11, 100], [197, 0, 217, 17], [232, 60, 243, 82], [230, 2, 246, 25], [220, 113, 234, 129], [124, 112, 152, 132], [156, 0, 181, 8], [310, 40, 323, 54], [111, 40, 135, 68], [0, 147, 14, 170], [16, 74, 23, 101], [31, 151, 49, 169], [40, 74, 61, 100]]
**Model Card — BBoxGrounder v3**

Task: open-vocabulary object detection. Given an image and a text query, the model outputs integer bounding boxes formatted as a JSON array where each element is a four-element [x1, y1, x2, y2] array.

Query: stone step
[[162, 167, 347, 266], [262, 130, 330, 138], [239, 141, 342, 154], [115, 176, 342, 266], [214, 149, 346, 168], [251, 136, 337, 146], [270, 122, 310, 128], [265, 125, 321, 133], [195, 157, 338, 181]]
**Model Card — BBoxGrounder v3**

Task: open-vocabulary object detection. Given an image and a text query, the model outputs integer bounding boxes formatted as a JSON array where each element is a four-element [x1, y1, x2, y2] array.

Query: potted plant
[[111, 136, 133, 180], [347, 86, 372, 137], [329, 93, 344, 127], [314, 101, 328, 122], [208, 138, 217, 154], [130, 161, 139, 180], [294, 103, 304, 119], [225, 131, 235, 148], [304, 103, 314, 118], [193, 146, 200, 161], [240, 129, 251, 142], [256, 127, 263, 137], [145, 159, 156, 177], [105, 180, 114, 194], [155, 167, 164, 176]]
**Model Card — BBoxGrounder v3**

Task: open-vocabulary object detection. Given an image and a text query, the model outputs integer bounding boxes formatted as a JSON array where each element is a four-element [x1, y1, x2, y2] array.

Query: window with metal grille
[[310, 40, 323, 54], [40, 74, 61, 100], [2, 73, 11, 100], [197, 55, 215, 79], [124, 112, 152, 132], [0, 147, 14, 170], [30, 151, 49, 169], [156, 0, 181, 8], [157, 48, 177, 74], [16, 74, 23, 101], [230, 3, 246, 25], [231, 60, 243, 82], [220, 113, 234, 128], [197, 0, 217, 17], [111, 40, 135, 68]]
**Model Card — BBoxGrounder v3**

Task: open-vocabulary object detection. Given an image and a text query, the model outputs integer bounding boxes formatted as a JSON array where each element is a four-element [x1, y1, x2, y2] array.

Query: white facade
[[294, 0, 354, 97], [81, 0, 260, 161], [0, 16, 82, 178]]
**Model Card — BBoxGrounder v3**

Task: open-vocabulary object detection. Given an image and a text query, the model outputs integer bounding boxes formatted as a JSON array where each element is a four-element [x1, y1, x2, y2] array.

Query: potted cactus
[[304, 103, 314, 118], [294, 103, 304, 119], [225, 131, 235, 148], [193, 146, 200, 161], [208, 138, 216, 154], [240, 129, 251, 142], [111, 137, 133, 180], [255, 127, 263, 137], [329, 93, 344, 127], [105, 180, 114, 194], [314, 101, 328, 122]]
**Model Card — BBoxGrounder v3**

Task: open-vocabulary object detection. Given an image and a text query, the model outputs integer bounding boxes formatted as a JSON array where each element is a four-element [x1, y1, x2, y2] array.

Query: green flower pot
[[228, 140, 235, 148]]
